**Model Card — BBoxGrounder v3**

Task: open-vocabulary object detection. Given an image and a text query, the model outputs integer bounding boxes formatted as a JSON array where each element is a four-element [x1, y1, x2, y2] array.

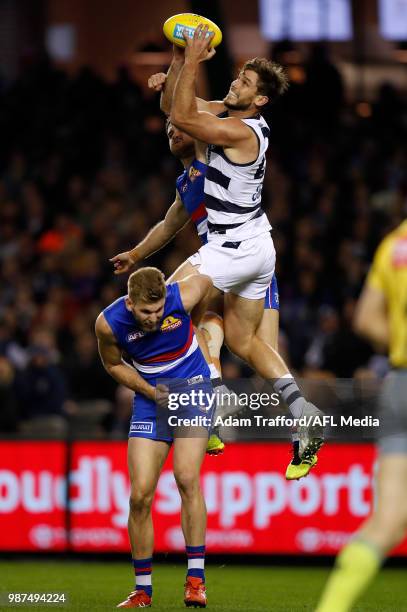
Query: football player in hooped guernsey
[[110, 40, 322, 478], [96, 267, 213, 608]]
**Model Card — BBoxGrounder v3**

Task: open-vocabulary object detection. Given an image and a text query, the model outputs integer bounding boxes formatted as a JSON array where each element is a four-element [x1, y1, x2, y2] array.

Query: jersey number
[[254, 158, 265, 180]]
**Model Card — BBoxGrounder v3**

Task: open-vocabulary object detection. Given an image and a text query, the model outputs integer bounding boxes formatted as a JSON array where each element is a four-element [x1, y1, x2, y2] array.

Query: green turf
[[0, 561, 405, 611]]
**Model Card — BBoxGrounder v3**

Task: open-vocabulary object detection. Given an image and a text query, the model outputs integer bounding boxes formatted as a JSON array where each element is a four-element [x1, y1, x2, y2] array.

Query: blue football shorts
[[129, 374, 215, 442], [264, 273, 279, 310]]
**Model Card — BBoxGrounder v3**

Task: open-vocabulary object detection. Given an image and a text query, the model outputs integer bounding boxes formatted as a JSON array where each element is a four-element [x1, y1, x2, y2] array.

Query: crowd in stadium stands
[[0, 47, 406, 436]]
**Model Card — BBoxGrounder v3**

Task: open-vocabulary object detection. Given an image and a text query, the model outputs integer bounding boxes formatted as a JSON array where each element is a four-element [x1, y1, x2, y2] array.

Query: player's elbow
[[170, 110, 198, 132], [170, 109, 185, 128], [104, 361, 119, 381]]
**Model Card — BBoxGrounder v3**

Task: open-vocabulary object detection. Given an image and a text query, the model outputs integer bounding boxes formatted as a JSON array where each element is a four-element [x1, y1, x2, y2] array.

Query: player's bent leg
[[258, 308, 303, 478], [168, 260, 225, 456], [199, 293, 225, 372], [117, 437, 170, 608], [173, 436, 208, 608], [224, 292, 324, 462], [223, 292, 287, 377], [167, 260, 200, 283], [316, 453, 407, 612], [199, 310, 224, 376], [257, 306, 319, 479], [199, 308, 226, 455], [256, 306, 279, 351]]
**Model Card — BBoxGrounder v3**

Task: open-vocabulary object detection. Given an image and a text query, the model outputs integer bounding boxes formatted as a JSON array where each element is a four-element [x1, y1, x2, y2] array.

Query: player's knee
[[225, 329, 250, 361], [199, 312, 224, 357], [129, 486, 154, 516], [174, 468, 200, 497]]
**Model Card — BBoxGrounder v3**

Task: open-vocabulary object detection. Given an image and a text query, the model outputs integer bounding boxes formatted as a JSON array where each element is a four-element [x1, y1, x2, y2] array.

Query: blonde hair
[[128, 267, 166, 303]]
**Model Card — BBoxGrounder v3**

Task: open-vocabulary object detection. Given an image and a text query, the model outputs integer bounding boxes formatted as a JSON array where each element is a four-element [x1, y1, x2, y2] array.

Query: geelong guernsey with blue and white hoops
[[204, 113, 271, 241], [178, 157, 279, 310], [102, 283, 209, 381]]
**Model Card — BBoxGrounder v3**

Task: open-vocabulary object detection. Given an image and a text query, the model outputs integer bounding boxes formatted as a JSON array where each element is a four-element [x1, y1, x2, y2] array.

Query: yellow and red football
[[163, 13, 222, 49]]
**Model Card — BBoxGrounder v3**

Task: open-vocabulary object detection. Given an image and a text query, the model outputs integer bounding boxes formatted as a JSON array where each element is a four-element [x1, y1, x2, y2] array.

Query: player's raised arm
[[170, 26, 254, 148], [152, 45, 185, 115], [95, 313, 156, 400], [177, 274, 213, 313], [148, 44, 225, 116], [110, 191, 191, 274]]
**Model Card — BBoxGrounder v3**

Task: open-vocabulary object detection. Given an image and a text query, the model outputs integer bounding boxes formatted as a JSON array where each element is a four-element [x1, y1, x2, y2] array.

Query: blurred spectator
[[0, 356, 19, 432], [17, 346, 67, 436], [64, 331, 116, 403]]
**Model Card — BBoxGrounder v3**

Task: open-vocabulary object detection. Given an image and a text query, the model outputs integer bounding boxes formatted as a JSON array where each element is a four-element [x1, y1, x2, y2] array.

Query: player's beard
[[223, 92, 252, 111], [170, 141, 194, 160]]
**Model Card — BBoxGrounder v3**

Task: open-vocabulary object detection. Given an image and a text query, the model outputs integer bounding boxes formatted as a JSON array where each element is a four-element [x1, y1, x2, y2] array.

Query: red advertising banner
[[1, 441, 406, 554], [0, 442, 67, 551]]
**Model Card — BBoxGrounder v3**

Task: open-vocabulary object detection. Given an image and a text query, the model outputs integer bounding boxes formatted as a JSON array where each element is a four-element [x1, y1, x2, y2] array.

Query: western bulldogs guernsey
[[176, 159, 208, 244], [103, 283, 212, 440], [177, 157, 279, 311], [205, 113, 271, 241]]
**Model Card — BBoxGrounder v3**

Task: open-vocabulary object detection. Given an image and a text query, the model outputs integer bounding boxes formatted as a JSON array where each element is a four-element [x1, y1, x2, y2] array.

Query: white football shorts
[[188, 231, 276, 300]]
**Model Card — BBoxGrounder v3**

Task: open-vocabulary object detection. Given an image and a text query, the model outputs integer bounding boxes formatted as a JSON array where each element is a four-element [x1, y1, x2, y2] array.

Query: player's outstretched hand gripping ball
[[163, 13, 222, 48]]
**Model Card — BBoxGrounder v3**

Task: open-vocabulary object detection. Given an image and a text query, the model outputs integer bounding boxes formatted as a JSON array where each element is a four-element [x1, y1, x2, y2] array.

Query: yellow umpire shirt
[[367, 219, 407, 368]]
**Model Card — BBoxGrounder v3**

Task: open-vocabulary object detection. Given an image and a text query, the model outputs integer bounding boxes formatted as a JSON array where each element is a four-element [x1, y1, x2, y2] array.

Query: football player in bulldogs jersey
[[96, 267, 213, 608]]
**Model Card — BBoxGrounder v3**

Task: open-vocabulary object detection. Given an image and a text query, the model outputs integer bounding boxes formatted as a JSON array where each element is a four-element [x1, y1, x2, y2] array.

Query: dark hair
[[242, 57, 289, 102], [128, 267, 166, 303]]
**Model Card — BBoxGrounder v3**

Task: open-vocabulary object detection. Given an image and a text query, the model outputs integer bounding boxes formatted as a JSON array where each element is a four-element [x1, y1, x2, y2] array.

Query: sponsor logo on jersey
[[189, 166, 202, 181], [160, 316, 182, 332], [187, 374, 204, 385], [127, 331, 146, 342], [130, 421, 153, 434]]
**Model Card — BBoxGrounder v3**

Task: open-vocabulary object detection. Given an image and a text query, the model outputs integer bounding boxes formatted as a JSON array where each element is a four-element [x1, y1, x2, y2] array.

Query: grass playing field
[[1, 560, 405, 611]]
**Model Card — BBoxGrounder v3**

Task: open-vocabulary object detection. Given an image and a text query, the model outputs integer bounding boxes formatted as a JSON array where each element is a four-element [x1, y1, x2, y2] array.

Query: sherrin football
[[163, 13, 222, 49]]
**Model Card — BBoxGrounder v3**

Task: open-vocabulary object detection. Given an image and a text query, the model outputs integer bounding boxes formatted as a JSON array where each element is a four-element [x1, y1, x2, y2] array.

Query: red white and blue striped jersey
[[103, 283, 209, 379], [176, 159, 208, 244]]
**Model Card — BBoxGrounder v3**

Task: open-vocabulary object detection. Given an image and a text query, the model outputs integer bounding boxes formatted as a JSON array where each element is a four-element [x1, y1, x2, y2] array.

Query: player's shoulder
[[164, 282, 179, 302], [95, 310, 114, 338], [389, 220, 407, 245], [376, 222, 407, 259], [164, 282, 187, 314], [103, 295, 126, 315], [176, 167, 188, 190], [189, 158, 207, 178], [242, 113, 270, 136]]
